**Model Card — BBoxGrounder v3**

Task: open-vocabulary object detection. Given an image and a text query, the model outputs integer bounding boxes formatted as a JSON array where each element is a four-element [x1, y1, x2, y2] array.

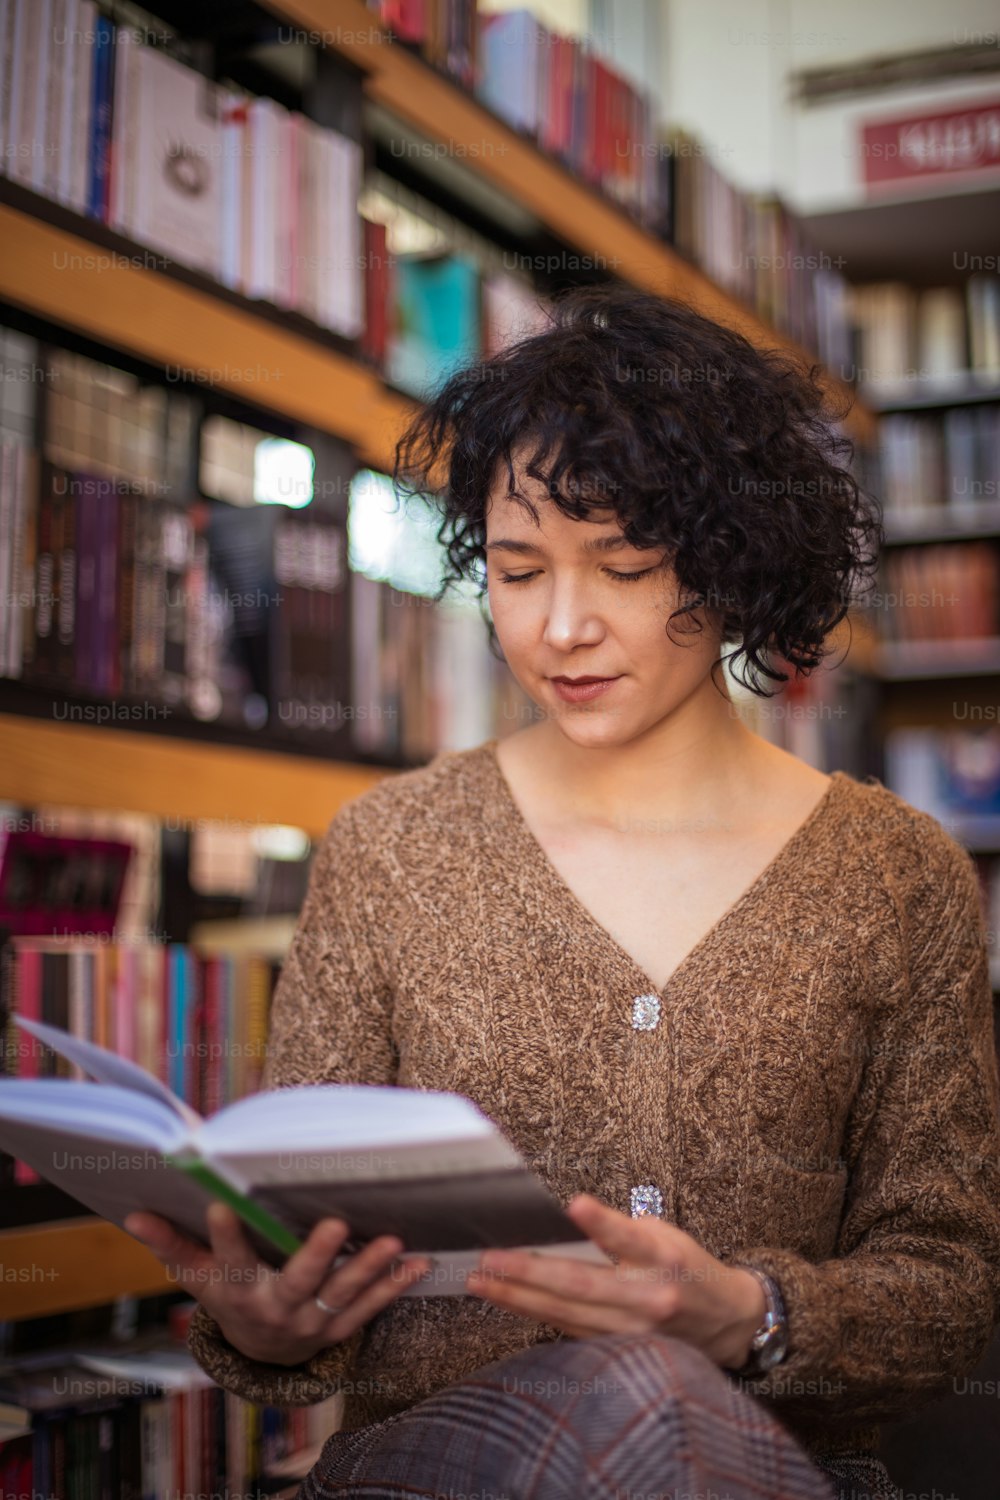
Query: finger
[[315, 1254, 433, 1337], [304, 1234, 412, 1314], [475, 1248, 674, 1317], [123, 1211, 216, 1288], [466, 1271, 651, 1335], [272, 1218, 366, 1309], [204, 1203, 266, 1277], [565, 1194, 678, 1263]]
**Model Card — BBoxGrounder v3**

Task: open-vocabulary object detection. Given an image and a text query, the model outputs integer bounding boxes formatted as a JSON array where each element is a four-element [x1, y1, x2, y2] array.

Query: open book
[[0, 1014, 614, 1295]]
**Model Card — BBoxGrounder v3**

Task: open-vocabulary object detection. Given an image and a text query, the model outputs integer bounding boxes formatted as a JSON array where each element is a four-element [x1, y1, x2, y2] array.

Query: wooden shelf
[[263, 0, 875, 447], [0, 713, 393, 837], [0, 1218, 173, 1321], [882, 504, 1000, 545], [870, 637, 1000, 681], [0, 9, 881, 1314], [0, 202, 416, 475]]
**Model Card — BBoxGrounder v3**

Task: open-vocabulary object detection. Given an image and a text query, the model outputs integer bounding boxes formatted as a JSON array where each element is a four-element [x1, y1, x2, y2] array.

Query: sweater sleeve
[[730, 818, 1000, 1438], [187, 796, 398, 1406]]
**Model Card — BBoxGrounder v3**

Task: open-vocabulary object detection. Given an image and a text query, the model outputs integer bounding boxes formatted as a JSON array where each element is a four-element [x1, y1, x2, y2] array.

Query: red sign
[[861, 98, 1000, 190]]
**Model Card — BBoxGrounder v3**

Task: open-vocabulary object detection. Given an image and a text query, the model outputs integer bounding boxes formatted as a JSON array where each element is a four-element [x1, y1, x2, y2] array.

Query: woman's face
[[484, 457, 727, 749]]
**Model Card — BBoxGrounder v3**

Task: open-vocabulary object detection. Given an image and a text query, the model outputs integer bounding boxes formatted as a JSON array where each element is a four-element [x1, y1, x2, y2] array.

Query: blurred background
[[0, 1, 998, 1494]]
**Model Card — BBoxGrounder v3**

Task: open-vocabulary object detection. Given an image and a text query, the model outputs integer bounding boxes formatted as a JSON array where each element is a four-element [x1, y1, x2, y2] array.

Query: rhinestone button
[[630, 1184, 664, 1218], [631, 993, 660, 1030]]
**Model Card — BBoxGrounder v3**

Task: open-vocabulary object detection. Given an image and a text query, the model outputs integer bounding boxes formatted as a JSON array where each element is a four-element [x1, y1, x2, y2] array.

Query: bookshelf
[[0, 714, 390, 838], [260, 0, 875, 446], [0, 1219, 173, 1322], [0, 193, 415, 476], [0, 0, 880, 1356]]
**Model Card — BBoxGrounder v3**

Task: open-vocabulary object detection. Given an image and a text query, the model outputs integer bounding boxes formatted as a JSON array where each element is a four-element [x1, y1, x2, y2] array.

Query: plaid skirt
[[293, 1331, 902, 1500]]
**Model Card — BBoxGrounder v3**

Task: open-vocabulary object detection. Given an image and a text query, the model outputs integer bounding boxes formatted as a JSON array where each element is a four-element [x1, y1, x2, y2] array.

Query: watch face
[[756, 1328, 789, 1371]]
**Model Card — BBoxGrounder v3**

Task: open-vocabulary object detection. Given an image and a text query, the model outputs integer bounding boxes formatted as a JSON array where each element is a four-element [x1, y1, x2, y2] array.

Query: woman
[[127, 285, 1000, 1500]]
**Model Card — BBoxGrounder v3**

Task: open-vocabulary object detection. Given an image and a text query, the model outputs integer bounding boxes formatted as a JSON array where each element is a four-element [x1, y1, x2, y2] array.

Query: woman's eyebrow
[[484, 536, 631, 556]]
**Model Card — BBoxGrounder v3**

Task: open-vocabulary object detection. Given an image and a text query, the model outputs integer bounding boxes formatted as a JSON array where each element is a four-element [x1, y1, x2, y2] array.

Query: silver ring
[[315, 1294, 343, 1316]]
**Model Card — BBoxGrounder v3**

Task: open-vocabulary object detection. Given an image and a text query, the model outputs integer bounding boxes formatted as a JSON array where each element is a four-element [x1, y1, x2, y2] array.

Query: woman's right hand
[[124, 1203, 433, 1367]]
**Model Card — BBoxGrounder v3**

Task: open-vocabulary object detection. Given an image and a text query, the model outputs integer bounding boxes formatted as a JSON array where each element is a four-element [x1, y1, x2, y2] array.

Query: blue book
[[86, 14, 115, 220], [387, 254, 481, 402]]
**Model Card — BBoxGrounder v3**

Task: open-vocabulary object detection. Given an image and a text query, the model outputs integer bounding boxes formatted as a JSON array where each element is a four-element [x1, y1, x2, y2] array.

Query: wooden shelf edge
[[264, 0, 875, 448], [0, 203, 416, 475], [0, 1217, 174, 1321], [0, 713, 395, 836]]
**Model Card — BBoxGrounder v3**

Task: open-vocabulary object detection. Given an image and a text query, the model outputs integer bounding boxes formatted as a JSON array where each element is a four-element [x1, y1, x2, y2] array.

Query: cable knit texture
[[188, 736, 1000, 1472]]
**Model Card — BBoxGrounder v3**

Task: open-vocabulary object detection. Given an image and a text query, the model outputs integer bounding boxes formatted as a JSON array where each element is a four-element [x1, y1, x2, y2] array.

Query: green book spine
[[164, 1153, 303, 1257]]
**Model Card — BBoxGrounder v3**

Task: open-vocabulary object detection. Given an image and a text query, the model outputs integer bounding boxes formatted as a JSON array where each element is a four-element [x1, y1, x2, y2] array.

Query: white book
[[39, 0, 63, 197], [7, 0, 38, 186], [917, 287, 966, 384], [244, 93, 282, 302], [314, 120, 333, 330], [107, 22, 136, 233], [294, 113, 320, 323], [217, 86, 248, 291], [54, 0, 80, 205], [27, 0, 52, 192], [322, 129, 364, 337], [69, 0, 95, 214], [0, 0, 11, 176], [0, 1012, 612, 1296], [130, 46, 221, 277]]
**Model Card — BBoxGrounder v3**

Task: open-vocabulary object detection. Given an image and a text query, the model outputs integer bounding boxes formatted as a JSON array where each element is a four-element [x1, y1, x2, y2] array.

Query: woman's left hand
[[465, 1192, 766, 1371]]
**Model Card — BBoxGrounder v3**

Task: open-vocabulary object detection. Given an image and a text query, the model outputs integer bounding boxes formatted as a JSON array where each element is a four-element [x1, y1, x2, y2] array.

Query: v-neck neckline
[[481, 737, 844, 1000]]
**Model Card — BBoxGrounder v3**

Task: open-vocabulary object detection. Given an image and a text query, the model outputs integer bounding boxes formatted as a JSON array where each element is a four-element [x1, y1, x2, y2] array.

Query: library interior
[[1, 1, 999, 1497]]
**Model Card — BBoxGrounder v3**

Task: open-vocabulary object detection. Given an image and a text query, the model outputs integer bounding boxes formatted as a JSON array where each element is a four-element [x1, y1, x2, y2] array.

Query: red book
[[362, 217, 389, 367], [382, 0, 425, 45]]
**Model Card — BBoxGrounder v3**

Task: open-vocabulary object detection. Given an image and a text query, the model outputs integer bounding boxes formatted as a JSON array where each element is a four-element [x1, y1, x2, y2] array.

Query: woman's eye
[[497, 567, 657, 585]]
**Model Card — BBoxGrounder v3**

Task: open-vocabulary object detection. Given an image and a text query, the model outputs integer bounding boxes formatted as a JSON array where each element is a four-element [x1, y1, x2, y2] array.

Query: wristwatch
[[725, 1264, 789, 1376]]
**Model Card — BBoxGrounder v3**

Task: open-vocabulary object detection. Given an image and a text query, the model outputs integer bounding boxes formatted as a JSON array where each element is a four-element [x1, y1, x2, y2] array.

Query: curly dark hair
[[390, 281, 884, 696]]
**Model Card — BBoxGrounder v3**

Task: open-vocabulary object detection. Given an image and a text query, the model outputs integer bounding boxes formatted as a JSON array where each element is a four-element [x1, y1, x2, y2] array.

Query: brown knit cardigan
[[188, 737, 1000, 1468]]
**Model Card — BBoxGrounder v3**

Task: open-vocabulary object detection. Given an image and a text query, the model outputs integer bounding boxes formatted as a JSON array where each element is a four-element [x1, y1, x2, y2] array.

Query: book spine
[[96, 481, 119, 696], [74, 472, 96, 691], [162, 1152, 302, 1256], [86, 11, 113, 219], [55, 468, 76, 685], [70, 0, 95, 213]]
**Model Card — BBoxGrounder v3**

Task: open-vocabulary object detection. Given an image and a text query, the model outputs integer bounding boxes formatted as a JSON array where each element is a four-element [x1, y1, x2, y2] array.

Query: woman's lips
[[549, 676, 622, 703]]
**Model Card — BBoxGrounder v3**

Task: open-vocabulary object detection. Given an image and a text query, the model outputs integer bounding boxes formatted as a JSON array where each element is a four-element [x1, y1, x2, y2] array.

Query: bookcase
[[0, 0, 887, 1491], [0, 0, 877, 1288]]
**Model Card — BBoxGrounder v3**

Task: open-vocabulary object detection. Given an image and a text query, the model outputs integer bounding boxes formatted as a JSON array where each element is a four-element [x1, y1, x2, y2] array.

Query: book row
[[1, 937, 278, 1188], [0, 440, 536, 756], [876, 542, 1000, 644], [0, 1326, 342, 1500], [849, 278, 1000, 391], [1, 0, 365, 336], [878, 403, 1000, 519], [0, 0, 864, 393]]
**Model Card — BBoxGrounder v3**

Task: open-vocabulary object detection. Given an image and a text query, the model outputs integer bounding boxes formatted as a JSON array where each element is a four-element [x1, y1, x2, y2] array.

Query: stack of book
[[876, 542, 1000, 645], [663, 131, 852, 373], [475, 7, 662, 228], [849, 278, 1000, 392], [351, 574, 536, 762], [0, 5, 365, 337], [878, 406, 1000, 522], [0, 1332, 343, 1499], [367, 0, 479, 90], [0, 934, 278, 1189]]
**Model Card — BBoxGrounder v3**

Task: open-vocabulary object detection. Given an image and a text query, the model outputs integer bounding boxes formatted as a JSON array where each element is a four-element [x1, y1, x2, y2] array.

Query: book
[[0, 1013, 614, 1294]]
